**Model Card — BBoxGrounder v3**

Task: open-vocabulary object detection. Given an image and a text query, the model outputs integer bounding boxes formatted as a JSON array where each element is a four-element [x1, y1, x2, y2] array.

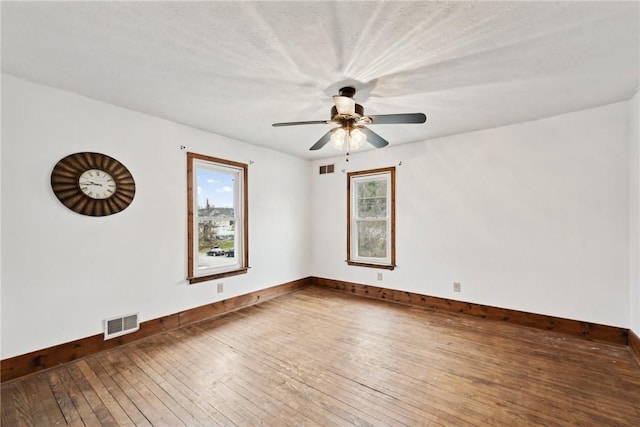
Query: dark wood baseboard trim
[[630, 330, 640, 365], [1, 277, 311, 383], [4, 275, 635, 383], [312, 277, 630, 347]]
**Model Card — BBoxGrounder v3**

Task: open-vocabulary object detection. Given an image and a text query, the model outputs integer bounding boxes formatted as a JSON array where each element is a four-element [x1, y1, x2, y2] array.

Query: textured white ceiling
[[2, 1, 639, 159]]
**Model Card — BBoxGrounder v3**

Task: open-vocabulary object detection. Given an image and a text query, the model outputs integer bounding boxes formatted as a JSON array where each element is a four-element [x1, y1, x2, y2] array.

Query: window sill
[[346, 261, 395, 271], [188, 267, 249, 284]]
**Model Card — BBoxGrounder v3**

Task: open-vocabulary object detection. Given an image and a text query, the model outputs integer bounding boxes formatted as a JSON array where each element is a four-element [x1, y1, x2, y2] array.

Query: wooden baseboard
[[1, 277, 311, 383], [3, 275, 635, 383], [630, 330, 640, 364], [312, 277, 630, 346]]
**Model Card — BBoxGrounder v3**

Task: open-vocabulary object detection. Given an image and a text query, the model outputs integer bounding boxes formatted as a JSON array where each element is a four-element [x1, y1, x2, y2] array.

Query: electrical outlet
[[377, 272, 383, 281], [217, 283, 224, 293], [453, 282, 461, 292]]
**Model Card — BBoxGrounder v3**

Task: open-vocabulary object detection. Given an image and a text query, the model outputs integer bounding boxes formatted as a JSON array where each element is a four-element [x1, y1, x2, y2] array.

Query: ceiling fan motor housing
[[331, 103, 364, 120]]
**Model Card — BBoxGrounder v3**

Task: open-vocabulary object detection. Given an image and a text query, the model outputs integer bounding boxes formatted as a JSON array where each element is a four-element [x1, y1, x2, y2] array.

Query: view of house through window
[[197, 168, 236, 268], [347, 167, 395, 270], [187, 153, 248, 283]]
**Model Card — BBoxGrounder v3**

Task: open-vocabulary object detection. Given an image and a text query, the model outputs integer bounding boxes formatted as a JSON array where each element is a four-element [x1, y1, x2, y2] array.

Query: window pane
[[357, 220, 387, 258], [196, 168, 237, 270], [357, 197, 387, 218], [357, 179, 387, 218], [357, 180, 386, 198]]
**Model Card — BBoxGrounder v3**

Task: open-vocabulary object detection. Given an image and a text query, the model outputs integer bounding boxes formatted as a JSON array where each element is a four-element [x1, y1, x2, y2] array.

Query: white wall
[[311, 102, 631, 328], [630, 90, 640, 337], [0, 74, 311, 359], [1, 72, 635, 360]]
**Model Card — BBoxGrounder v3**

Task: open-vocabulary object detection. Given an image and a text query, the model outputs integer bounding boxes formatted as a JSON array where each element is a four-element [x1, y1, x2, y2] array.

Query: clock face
[[79, 169, 117, 199], [51, 152, 135, 216]]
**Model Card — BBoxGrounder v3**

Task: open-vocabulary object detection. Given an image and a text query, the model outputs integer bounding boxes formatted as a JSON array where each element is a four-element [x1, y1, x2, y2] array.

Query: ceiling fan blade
[[309, 130, 334, 151], [360, 127, 389, 148], [272, 120, 331, 127], [333, 96, 355, 115], [366, 113, 426, 124]]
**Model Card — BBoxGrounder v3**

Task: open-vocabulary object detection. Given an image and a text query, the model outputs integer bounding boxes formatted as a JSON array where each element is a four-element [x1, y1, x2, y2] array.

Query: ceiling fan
[[272, 86, 427, 151]]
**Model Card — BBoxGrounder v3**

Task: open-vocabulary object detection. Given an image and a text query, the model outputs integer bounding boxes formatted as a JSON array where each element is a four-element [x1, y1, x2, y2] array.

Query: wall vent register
[[319, 164, 335, 174], [104, 313, 139, 340]]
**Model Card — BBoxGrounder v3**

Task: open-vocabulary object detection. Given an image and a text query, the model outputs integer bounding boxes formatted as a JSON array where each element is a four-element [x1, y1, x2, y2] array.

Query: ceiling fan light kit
[[330, 127, 366, 151], [272, 86, 426, 153]]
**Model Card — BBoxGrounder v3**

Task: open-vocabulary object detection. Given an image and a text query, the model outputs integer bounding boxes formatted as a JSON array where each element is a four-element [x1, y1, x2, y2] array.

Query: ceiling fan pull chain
[[345, 130, 351, 161]]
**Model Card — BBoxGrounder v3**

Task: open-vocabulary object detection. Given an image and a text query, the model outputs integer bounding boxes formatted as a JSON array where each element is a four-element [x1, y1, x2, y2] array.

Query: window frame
[[347, 167, 396, 270], [187, 152, 249, 284]]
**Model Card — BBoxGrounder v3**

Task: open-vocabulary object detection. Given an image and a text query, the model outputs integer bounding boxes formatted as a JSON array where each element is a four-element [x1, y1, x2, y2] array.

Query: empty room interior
[[1, 1, 640, 425]]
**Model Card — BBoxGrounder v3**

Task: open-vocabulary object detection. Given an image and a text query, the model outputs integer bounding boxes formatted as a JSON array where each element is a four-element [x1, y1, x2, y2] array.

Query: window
[[187, 152, 248, 284], [347, 167, 395, 270]]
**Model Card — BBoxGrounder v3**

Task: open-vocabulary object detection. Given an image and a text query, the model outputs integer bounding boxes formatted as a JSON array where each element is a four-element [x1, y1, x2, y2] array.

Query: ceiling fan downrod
[[338, 86, 356, 98]]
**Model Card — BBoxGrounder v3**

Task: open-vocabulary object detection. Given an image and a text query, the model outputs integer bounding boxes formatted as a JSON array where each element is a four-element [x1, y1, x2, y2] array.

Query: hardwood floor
[[2, 286, 639, 426]]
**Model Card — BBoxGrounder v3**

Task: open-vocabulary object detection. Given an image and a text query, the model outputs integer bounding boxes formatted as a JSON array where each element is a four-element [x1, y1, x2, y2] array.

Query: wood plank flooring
[[2, 286, 639, 426]]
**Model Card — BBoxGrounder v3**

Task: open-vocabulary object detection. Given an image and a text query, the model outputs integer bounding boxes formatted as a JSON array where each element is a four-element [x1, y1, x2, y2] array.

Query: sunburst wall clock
[[51, 152, 136, 217]]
